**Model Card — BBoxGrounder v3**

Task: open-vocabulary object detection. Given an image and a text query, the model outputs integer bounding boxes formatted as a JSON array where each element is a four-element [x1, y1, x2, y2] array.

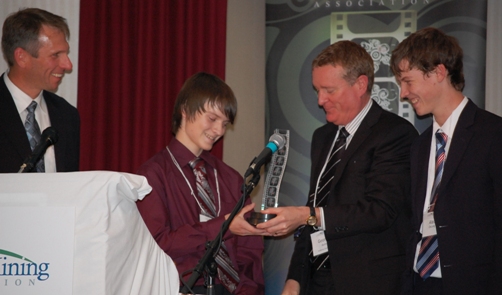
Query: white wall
[[224, 0, 266, 201]]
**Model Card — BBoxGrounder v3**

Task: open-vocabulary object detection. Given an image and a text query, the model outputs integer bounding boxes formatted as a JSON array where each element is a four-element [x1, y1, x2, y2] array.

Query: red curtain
[[77, 0, 227, 173]]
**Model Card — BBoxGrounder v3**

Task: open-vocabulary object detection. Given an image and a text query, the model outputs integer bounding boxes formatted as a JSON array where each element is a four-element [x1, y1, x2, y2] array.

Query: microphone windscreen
[[41, 127, 59, 145], [269, 133, 286, 150]]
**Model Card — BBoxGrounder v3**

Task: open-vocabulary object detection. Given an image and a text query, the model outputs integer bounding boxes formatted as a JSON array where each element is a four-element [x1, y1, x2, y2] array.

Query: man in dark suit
[[390, 27, 502, 295], [0, 8, 79, 173], [257, 40, 418, 294]]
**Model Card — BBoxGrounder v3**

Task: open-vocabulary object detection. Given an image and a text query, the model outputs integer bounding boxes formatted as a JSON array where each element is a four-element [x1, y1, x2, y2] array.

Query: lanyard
[[166, 147, 221, 217]]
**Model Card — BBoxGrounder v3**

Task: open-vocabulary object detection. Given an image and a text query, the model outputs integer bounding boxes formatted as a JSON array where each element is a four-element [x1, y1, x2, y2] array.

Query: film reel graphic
[[330, 10, 417, 125]]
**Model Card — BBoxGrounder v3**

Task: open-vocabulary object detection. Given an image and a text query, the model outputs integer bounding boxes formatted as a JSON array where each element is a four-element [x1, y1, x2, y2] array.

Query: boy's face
[[395, 59, 441, 117], [176, 102, 230, 156]]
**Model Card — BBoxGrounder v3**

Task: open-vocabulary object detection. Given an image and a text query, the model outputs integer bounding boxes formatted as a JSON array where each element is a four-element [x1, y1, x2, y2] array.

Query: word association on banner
[[314, 0, 432, 8]]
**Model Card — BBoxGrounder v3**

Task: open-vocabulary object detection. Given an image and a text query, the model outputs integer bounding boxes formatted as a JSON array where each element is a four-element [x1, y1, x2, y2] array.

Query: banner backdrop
[[264, 0, 487, 294]]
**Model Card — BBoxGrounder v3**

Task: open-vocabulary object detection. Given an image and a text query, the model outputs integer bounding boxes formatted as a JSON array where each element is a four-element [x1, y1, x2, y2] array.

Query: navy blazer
[[0, 73, 80, 173], [287, 102, 418, 294], [403, 99, 502, 295]]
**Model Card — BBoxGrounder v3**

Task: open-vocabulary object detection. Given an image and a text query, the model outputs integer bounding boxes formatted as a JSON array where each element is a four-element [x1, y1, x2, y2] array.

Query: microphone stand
[[179, 172, 261, 295]]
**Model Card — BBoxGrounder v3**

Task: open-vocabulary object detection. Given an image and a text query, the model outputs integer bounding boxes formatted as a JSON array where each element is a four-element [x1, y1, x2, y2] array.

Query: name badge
[[200, 214, 212, 222], [422, 211, 437, 237], [310, 231, 328, 256]]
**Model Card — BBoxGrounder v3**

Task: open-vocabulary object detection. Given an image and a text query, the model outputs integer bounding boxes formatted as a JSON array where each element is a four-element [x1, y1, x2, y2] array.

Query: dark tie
[[189, 158, 240, 293], [309, 127, 349, 271], [25, 101, 45, 172], [416, 130, 448, 279]]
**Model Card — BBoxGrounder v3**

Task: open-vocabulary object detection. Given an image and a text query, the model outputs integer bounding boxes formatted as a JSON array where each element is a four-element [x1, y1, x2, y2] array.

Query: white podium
[[0, 171, 179, 295]]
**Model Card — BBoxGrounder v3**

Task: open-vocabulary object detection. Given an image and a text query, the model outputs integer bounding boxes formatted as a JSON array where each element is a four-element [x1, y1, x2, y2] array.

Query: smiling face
[[395, 59, 441, 117], [313, 64, 369, 125], [176, 102, 230, 156], [22, 24, 73, 97]]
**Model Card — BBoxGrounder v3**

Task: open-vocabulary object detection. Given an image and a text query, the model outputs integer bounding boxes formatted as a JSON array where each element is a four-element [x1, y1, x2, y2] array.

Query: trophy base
[[247, 212, 277, 226]]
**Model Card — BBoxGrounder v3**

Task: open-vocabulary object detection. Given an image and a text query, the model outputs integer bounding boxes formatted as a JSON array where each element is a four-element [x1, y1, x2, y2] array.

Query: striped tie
[[416, 130, 448, 279], [189, 158, 240, 293], [309, 127, 349, 271], [24, 101, 45, 172]]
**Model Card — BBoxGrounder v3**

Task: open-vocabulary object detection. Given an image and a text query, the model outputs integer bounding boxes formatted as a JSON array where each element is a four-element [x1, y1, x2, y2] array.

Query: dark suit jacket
[[0, 73, 80, 173], [402, 100, 502, 295], [287, 102, 418, 294]]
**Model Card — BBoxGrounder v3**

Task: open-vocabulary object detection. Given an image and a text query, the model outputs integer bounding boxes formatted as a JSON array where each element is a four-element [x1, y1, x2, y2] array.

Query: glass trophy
[[248, 129, 289, 225]]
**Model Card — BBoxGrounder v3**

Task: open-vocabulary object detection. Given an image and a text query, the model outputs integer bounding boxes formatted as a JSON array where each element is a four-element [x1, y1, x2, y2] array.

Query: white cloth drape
[[0, 171, 179, 295]]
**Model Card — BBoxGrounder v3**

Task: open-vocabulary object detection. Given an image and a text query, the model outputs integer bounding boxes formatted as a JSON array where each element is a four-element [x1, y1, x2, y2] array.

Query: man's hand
[[256, 206, 310, 236], [281, 279, 300, 295], [227, 203, 271, 236]]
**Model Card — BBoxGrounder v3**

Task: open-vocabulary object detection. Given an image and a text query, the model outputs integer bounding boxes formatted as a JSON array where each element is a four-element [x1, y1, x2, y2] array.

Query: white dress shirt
[[4, 72, 57, 172], [317, 99, 374, 229], [413, 96, 469, 278]]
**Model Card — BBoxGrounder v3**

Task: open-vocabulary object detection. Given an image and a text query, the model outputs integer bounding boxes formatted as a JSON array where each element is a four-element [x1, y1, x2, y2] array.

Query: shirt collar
[[3, 71, 44, 114], [432, 96, 468, 138], [340, 98, 373, 136], [168, 138, 216, 168]]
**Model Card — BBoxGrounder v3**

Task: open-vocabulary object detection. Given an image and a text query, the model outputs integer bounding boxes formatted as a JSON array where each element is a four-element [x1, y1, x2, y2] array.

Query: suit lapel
[[331, 102, 381, 186], [414, 100, 476, 219], [44, 92, 66, 172], [0, 74, 32, 160], [439, 100, 476, 193], [312, 124, 338, 189], [414, 128, 432, 220]]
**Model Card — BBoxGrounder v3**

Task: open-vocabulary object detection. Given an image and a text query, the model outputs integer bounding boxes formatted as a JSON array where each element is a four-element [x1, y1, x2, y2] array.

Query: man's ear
[[434, 64, 448, 82], [13, 47, 29, 68], [355, 74, 369, 96], [181, 107, 191, 125]]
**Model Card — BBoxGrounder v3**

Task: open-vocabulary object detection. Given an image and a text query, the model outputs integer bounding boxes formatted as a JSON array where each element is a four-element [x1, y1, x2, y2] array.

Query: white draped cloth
[[0, 171, 179, 295]]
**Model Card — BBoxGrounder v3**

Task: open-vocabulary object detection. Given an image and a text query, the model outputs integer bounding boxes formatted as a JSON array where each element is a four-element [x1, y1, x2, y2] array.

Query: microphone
[[244, 133, 286, 178], [18, 127, 59, 173]]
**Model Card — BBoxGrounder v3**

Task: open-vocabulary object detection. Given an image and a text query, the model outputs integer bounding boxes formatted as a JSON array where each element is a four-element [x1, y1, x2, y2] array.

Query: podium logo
[[0, 249, 50, 285]]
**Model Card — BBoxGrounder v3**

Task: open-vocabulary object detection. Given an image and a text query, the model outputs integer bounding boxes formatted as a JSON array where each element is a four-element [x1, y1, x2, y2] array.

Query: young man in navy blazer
[[391, 27, 502, 295]]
